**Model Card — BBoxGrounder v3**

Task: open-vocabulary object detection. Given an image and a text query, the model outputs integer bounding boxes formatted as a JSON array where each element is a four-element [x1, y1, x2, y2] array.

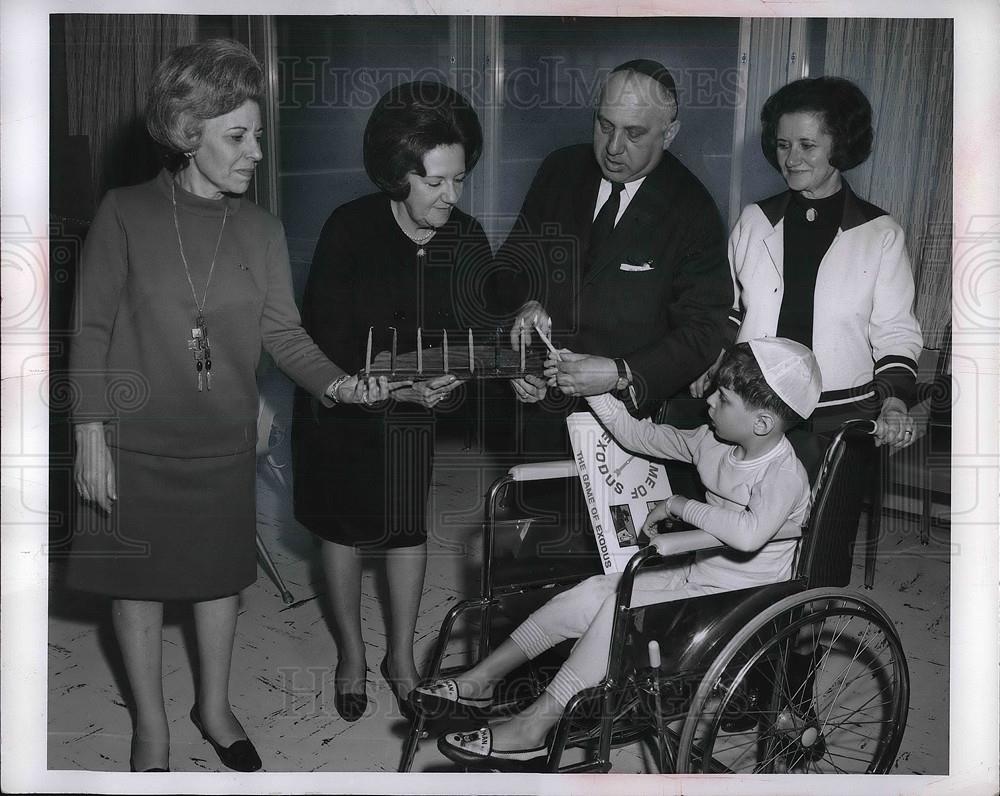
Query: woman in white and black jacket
[[693, 76, 922, 453]]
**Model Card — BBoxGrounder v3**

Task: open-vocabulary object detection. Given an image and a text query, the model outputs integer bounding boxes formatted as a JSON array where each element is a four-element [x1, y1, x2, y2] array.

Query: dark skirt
[[292, 398, 432, 549], [64, 447, 257, 601]]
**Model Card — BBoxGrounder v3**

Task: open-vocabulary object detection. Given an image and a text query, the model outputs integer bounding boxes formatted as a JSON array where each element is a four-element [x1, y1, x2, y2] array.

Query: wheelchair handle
[[840, 418, 879, 435]]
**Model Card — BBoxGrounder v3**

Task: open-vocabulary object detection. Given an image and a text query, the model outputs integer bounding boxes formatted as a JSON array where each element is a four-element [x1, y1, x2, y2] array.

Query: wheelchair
[[399, 418, 909, 774]]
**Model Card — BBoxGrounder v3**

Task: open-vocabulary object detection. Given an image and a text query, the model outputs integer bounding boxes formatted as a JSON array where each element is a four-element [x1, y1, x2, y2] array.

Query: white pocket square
[[620, 262, 654, 272]]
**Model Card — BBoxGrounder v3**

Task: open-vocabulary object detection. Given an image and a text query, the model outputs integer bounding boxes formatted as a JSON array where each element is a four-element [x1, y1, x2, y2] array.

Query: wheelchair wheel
[[676, 587, 909, 774]]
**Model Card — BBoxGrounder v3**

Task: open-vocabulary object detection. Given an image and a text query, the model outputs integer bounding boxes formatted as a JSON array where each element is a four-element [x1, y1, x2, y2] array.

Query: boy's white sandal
[[409, 678, 494, 721], [437, 725, 548, 769]]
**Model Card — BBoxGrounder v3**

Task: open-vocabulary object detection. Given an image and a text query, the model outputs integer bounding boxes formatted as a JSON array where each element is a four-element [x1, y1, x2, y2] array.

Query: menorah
[[359, 326, 550, 380]]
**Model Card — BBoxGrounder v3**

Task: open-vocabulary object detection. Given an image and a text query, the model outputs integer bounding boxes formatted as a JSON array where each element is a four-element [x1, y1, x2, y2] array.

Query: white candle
[[417, 327, 423, 374], [519, 321, 526, 373], [390, 327, 397, 372], [468, 328, 474, 373], [443, 329, 449, 373], [365, 326, 373, 373]]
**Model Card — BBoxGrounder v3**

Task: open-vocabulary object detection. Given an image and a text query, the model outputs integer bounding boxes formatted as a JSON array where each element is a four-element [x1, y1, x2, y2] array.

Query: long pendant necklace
[[171, 181, 228, 391]]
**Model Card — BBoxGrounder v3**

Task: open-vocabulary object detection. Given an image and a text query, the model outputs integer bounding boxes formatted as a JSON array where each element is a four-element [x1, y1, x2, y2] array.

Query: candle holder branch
[[359, 327, 547, 380]]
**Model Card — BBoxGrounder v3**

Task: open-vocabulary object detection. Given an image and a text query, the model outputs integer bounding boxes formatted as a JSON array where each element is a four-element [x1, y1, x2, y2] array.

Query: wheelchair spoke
[[816, 657, 898, 700], [821, 687, 898, 724], [754, 733, 801, 773], [810, 744, 892, 774], [814, 628, 901, 743], [815, 619, 884, 729], [676, 591, 909, 775]]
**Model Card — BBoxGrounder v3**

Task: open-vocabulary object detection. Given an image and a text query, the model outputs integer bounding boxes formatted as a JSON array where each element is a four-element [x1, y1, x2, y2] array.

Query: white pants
[[508, 565, 718, 707]]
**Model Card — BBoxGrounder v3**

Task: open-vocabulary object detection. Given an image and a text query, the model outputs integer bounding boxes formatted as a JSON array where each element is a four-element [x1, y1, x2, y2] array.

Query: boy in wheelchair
[[413, 337, 822, 767]]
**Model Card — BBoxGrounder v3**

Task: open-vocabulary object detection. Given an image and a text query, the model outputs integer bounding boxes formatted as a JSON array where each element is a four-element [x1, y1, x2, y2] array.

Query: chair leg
[[265, 454, 288, 490], [863, 512, 880, 590], [464, 415, 476, 452], [648, 647, 672, 772], [255, 532, 294, 605], [397, 600, 475, 771], [399, 713, 427, 772], [920, 486, 932, 546], [863, 449, 886, 590]]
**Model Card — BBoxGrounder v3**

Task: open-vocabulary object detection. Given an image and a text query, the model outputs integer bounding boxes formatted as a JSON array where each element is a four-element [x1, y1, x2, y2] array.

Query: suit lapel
[[574, 163, 601, 261], [757, 191, 790, 284], [762, 223, 784, 283]]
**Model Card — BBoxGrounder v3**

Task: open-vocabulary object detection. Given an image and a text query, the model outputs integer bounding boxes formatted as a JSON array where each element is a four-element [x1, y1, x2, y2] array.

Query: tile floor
[[47, 414, 951, 778]]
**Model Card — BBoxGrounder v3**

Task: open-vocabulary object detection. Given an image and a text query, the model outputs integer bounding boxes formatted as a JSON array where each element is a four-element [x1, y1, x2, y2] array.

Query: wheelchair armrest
[[644, 524, 803, 558], [508, 459, 578, 482], [611, 524, 806, 656]]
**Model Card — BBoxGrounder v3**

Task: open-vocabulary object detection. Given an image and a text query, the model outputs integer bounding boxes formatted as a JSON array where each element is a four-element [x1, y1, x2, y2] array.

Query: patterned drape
[[824, 19, 953, 348], [64, 14, 197, 201]]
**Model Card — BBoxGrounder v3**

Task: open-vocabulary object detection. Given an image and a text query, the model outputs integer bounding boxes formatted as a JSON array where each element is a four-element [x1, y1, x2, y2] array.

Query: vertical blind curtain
[[824, 19, 953, 348], [64, 14, 197, 202], [737, 18, 810, 215]]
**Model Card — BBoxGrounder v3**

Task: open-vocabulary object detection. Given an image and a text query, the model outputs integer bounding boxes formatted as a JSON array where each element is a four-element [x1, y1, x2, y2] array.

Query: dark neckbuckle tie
[[589, 181, 625, 256]]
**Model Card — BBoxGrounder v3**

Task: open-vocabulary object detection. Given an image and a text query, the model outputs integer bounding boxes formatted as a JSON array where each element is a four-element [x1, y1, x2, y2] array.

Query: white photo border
[[2, 1, 997, 794]]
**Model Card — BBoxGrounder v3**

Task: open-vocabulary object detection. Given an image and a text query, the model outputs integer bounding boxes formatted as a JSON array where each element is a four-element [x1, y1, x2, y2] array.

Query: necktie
[[589, 181, 625, 257]]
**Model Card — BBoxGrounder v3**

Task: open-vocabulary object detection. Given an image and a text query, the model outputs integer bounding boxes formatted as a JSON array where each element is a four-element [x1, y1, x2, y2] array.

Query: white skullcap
[[747, 337, 823, 419]]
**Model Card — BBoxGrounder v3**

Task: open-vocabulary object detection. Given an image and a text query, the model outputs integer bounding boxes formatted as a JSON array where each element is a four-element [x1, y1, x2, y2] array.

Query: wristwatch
[[614, 358, 631, 392]]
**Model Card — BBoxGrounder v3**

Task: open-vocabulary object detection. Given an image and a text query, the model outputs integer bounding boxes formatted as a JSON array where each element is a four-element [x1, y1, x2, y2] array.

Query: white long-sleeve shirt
[[587, 394, 811, 590]]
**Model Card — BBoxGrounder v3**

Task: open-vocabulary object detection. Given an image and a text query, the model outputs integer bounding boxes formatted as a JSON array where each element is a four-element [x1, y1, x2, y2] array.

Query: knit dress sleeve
[[69, 191, 128, 423], [259, 221, 344, 402]]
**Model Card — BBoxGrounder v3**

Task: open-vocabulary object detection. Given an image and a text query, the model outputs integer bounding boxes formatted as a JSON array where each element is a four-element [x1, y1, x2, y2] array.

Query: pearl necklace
[[391, 201, 436, 247], [406, 226, 435, 245], [401, 224, 434, 258]]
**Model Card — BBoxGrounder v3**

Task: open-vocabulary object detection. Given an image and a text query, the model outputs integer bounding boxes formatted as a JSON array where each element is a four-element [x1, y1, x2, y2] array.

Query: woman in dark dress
[[292, 82, 492, 721], [68, 40, 387, 773]]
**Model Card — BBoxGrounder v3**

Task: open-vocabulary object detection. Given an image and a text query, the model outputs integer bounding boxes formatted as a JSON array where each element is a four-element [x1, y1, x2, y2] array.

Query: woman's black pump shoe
[[333, 662, 369, 721], [190, 705, 262, 772], [380, 656, 416, 720]]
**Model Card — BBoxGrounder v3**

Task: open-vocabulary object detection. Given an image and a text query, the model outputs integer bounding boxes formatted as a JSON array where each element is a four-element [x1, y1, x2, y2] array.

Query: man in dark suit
[[495, 59, 731, 457]]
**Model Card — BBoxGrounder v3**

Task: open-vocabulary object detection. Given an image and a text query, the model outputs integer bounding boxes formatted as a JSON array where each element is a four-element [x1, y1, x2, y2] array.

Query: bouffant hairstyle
[[760, 76, 874, 173], [363, 81, 483, 200], [714, 343, 801, 423], [146, 39, 264, 170]]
